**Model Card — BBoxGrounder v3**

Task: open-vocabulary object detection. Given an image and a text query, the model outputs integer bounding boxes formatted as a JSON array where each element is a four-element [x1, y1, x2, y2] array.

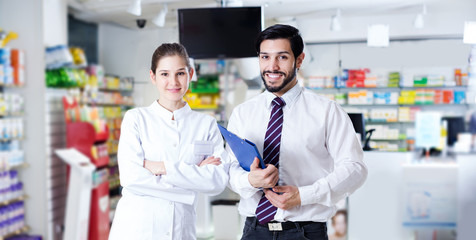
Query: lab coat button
[[169, 202, 173, 206], [172, 143, 177, 147], [166, 232, 170, 236]]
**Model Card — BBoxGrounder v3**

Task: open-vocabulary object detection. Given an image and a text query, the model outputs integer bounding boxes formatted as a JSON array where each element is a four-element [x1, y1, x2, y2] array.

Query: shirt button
[[166, 232, 170, 236], [172, 143, 177, 148]]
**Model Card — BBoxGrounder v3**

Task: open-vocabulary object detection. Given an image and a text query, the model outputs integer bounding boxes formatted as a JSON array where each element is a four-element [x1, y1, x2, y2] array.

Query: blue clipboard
[[217, 124, 265, 171]]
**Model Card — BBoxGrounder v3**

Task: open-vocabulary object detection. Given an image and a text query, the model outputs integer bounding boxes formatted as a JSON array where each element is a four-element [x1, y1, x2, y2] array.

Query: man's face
[[258, 39, 304, 96]]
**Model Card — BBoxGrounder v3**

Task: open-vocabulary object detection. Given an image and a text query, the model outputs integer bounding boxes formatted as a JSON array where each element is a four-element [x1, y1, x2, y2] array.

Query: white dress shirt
[[109, 101, 229, 240], [227, 83, 368, 222]]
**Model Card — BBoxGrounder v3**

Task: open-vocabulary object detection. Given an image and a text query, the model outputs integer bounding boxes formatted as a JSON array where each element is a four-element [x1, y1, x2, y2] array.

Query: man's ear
[[296, 52, 305, 69]]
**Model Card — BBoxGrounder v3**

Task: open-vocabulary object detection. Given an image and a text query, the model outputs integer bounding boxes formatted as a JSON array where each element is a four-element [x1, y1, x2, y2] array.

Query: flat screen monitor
[[178, 7, 263, 59], [442, 116, 465, 146], [348, 113, 366, 142]]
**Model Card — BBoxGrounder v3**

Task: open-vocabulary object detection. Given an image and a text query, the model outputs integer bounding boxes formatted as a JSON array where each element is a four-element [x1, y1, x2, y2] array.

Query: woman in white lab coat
[[109, 43, 230, 240]]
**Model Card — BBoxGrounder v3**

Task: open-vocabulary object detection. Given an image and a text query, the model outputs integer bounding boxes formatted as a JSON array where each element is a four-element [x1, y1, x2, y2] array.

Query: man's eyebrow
[[259, 51, 291, 55]]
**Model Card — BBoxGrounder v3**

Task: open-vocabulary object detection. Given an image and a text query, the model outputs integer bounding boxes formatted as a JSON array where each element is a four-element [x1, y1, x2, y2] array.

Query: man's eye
[[279, 56, 288, 60], [161, 73, 168, 77], [177, 72, 186, 76]]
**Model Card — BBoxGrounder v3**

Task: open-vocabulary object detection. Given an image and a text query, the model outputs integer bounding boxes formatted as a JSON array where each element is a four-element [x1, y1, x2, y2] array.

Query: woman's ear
[[188, 67, 195, 83], [149, 70, 156, 84]]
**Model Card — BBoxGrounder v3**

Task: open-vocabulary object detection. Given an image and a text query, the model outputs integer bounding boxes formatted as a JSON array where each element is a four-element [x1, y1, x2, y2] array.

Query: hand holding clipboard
[[217, 124, 266, 171]]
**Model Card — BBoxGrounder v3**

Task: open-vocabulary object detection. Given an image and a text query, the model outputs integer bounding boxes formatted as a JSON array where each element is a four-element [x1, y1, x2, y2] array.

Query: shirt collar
[[264, 82, 303, 110], [152, 100, 192, 120]]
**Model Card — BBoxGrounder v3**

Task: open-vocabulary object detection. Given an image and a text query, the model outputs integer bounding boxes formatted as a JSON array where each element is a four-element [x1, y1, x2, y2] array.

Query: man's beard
[[261, 65, 297, 93]]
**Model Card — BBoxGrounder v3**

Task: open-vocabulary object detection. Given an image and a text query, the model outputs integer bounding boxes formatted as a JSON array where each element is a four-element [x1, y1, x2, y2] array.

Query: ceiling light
[[413, 4, 426, 29], [152, 4, 168, 27], [367, 24, 389, 47], [127, 0, 141, 16], [414, 13, 424, 29], [330, 9, 341, 32], [463, 21, 476, 44]]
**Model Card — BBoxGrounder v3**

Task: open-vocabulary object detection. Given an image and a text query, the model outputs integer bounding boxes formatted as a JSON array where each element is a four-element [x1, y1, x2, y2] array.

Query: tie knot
[[272, 97, 285, 108]]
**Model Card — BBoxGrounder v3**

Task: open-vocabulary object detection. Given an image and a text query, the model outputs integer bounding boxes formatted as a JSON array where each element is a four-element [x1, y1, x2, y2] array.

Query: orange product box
[[433, 90, 442, 104], [10, 49, 25, 86], [442, 90, 454, 104]]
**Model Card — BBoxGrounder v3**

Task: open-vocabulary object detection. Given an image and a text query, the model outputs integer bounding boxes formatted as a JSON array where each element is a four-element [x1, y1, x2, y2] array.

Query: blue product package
[[454, 91, 465, 104]]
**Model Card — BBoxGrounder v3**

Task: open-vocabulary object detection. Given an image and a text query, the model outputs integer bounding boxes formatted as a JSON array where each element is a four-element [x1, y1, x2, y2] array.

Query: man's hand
[[263, 185, 301, 210], [143, 160, 166, 175], [248, 157, 279, 188], [199, 156, 222, 167]]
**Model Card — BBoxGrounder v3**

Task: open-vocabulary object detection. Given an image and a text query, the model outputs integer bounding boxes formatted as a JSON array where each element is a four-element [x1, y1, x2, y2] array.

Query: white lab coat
[[109, 101, 229, 240]]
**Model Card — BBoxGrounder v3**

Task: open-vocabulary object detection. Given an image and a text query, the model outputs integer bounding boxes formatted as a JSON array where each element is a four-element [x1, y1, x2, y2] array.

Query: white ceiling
[[67, 0, 464, 30]]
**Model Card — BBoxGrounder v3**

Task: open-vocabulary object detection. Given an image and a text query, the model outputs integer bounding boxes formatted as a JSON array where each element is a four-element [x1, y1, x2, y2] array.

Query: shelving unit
[[0, 47, 28, 238], [90, 87, 133, 226], [65, 121, 110, 240], [310, 84, 470, 152], [184, 60, 227, 124]]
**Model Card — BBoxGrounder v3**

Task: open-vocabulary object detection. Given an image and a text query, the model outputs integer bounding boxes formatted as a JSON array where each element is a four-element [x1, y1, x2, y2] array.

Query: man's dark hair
[[254, 24, 304, 60]]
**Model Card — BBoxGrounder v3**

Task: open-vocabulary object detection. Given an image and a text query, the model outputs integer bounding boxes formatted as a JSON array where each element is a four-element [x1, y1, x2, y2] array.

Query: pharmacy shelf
[[342, 103, 468, 107], [98, 88, 133, 92], [0, 195, 28, 207], [10, 162, 29, 170], [371, 138, 407, 141], [367, 121, 414, 124], [0, 137, 25, 142], [83, 102, 134, 107], [0, 226, 30, 240], [309, 86, 468, 90]]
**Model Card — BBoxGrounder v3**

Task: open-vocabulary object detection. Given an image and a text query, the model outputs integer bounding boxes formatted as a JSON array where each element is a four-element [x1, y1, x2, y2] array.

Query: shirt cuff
[[239, 172, 260, 198], [298, 184, 318, 206], [161, 161, 176, 183]]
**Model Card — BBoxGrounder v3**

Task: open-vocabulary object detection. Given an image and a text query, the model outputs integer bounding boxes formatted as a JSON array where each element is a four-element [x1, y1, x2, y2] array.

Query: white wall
[[0, 0, 48, 238], [43, 0, 67, 47], [98, 24, 178, 106], [296, 1, 476, 43], [303, 39, 472, 77]]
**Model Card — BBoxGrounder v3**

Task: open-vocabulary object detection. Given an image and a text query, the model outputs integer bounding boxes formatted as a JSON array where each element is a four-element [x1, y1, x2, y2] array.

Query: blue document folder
[[217, 124, 265, 171]]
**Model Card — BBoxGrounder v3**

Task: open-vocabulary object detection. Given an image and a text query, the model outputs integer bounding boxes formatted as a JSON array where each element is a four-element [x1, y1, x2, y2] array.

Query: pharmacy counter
[[349, 151, 476, 240]]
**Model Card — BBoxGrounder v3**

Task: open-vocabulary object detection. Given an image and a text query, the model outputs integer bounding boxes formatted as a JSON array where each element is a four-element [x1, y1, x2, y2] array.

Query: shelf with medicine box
[[312, 86, 469, 152], [184, 60, 229, 124], [0, 45, 28, 239], [62, 96, 111, 239]]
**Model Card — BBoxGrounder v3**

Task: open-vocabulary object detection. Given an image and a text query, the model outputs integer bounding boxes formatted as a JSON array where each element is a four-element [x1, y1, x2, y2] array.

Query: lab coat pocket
[[184, 141, 214, 165]]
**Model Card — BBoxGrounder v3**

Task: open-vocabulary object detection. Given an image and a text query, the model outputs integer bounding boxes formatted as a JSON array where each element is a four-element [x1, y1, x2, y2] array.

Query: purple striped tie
[[255, 97, 285, 224]]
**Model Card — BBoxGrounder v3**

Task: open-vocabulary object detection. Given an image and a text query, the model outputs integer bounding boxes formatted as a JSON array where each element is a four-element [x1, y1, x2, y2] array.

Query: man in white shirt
[[227, 24, 368, 239]]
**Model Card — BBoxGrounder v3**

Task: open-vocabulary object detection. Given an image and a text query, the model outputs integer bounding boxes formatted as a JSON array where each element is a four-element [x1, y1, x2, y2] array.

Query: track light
[[127, 0, 142, 16], [413, 4, 426, 29], [152, 4, 168, 27], [330, 9, 341, 32]]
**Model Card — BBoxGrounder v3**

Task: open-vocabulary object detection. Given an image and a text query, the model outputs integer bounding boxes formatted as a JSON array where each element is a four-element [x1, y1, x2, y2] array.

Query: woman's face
[[150, 55, 193, 105], [333, 214, 347, 236]]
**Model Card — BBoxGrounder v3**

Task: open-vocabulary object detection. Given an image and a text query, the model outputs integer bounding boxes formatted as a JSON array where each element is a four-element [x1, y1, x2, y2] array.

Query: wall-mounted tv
[[178, 7, 263, 59]]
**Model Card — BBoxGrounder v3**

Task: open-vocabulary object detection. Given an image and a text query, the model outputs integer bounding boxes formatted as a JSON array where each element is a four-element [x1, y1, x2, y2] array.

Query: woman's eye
[[177, 72, 186, 76], [161, 73, 168, 77]]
